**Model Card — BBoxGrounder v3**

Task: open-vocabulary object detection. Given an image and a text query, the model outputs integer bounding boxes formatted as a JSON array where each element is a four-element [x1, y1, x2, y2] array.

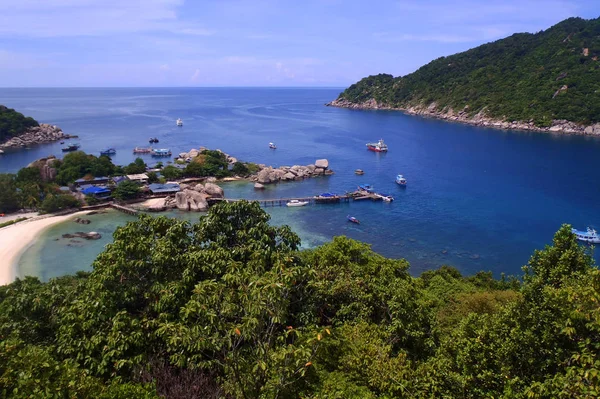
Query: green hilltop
[[0, 105, 39, 143], [333, 17, 600, 127]]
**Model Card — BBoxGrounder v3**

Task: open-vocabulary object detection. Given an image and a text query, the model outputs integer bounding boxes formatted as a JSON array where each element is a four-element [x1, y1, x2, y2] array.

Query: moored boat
[[133, 147, 153, 154], [395, 174, 407, 186], [286, 200, 309, 207], [358, 184, 374, 193], [61, 143, 80, 152], [572, 227, 600, 244], [315, 193, 340, 203], [176, 118, 183, 126], [149, 138, 159, 143], [151, 148, 172, 157], [366, 139, 388, 152], [347, 215, 360, 224], [377, 193, 394, 202], [100, 148, 116, 156], [269, 142, 277, 149], [355, 169, 364, 175]]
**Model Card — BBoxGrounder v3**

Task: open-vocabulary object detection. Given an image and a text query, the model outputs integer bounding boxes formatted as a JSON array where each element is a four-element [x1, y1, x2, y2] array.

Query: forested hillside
[[1, 201, 599, 398], [0, 105, 39, 142], [335, 17, 600, 127]]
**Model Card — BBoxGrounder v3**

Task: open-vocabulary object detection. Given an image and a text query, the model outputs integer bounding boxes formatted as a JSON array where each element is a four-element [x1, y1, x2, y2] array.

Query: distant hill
[[330, 17, 600, 132], [0, 105, 39, 143]]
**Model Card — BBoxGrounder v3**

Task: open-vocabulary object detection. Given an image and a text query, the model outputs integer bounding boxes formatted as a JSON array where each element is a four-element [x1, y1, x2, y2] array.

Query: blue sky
[[0, 0, 598, 87]]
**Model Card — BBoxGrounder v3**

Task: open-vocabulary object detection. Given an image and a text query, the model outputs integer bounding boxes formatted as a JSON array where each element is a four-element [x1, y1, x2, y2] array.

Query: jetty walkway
[[210, 191, 386, 208]]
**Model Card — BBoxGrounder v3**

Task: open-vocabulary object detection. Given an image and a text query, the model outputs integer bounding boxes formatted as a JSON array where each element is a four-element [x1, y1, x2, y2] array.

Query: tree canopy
[[0, 105, 39, 143], [337, 17, 600, 126], [0, 200, 597, 398]]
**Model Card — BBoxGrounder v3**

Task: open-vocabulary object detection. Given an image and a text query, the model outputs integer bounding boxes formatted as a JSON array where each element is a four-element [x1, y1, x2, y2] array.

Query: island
[[328, 17, 600, 135], [0, 105, 70, 150]]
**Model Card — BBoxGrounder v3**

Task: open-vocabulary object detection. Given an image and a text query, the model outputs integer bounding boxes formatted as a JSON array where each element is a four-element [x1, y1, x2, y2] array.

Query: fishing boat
[[355, 169, 365, 175], [286, 200, 309, 207], [377, 193, 394, 202], [133, 147, 153, 154], [149, 138, 159, 144], [100, 148, 116, 156], [151, 148, 172, 157], [61, 143, 80, 152], [395, 174, 407, 186], [176, 118, 183, 126], [269, 142, 277, 149], [366, 139, 388, 152], [572, 227, 600, 244], [347, 215, 360, 224]]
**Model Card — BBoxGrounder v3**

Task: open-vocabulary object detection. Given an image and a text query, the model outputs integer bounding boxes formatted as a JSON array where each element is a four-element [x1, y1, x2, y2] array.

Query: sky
[[0, 0, 598, 87]]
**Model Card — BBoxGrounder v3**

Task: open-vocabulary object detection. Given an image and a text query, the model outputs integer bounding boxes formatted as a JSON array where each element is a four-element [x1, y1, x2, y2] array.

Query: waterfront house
[[126, 173, 149, 184], [81, 186, 112, 200], [74, 176, 110, 187], [148, 183, 181, 195], [112, 176, 128, 185]]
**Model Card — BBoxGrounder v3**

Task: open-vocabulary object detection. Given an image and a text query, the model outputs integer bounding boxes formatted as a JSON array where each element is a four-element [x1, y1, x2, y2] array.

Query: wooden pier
[[210, 195, 353, 207], [111, 203, 139, 215]]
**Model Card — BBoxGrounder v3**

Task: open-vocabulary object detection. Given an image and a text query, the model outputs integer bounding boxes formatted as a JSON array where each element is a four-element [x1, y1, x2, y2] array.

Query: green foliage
[[161, 165, 182, 180], [146, 171, 158, 183], [39, 194, 80, 213], [0, 174, 20, 213], [0, 204, 597, 398], [123, 158, 147, 175], [112, 179, 141, 201], [55, 151, 117, 185], [338, 17, 600, 125], [185, 150, 233, 178], [231, 161, 250, 176], [0, 105, 39, 143], [0, 217, 28, 228]]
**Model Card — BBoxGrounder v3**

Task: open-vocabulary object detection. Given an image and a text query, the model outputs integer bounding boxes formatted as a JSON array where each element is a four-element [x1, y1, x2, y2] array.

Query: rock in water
[[315, 159, 329, 169], [254, 183, 265, 189], [203, 182, 224, 198]]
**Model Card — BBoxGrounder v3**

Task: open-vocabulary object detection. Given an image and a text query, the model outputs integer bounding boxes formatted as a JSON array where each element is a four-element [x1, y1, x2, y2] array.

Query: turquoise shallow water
[[2, 87, 599, 279]]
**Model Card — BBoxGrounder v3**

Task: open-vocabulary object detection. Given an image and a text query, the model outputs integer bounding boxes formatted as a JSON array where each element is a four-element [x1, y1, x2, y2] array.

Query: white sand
[[0, 211, 88, 286]]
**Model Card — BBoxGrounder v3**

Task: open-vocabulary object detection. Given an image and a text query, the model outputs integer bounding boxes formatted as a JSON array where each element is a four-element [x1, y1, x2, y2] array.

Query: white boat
[[176, 118, 183, 126], [269, 142, 277, 149], [572, 227, 600, 244], [395, 174, 407, 186], [286, 200, 309, 207]]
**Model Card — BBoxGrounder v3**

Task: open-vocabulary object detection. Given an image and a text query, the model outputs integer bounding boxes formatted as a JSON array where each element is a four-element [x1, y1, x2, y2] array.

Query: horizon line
[[0, 85, 348, 89]]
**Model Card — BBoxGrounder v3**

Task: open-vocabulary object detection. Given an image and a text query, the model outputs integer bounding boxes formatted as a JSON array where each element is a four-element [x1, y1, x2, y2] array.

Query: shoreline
[[326, 98, 600, 137], [0, 211, 89, 286]]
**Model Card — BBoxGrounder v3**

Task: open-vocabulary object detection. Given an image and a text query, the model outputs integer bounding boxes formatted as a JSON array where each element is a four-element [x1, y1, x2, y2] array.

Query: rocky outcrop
[[327, 98, 600, 136], [175, 148, 238, 164], [74, 218, 91, 225], [175, 189, 209, 212], [26, 156, 59, 182], [254, 183, 265, 189], [0, 124, 71, 149], [202, 182, 224, 198], [249, 159, 333, 185], [62, 231, 101, 240]]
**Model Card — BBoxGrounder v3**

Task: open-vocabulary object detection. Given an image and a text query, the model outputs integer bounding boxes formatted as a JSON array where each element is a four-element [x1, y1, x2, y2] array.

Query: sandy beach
[[0, 211, 88, 286]]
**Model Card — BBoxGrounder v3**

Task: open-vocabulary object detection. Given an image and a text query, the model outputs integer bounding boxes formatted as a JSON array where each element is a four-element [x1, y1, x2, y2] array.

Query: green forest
[[336, 17, 600, 126], [1, 201, 598, 398], [0, 106, 39, 142]]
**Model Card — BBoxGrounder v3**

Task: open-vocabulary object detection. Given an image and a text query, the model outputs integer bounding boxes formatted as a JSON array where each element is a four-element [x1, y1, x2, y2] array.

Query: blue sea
[[1, 87, 599, 280]]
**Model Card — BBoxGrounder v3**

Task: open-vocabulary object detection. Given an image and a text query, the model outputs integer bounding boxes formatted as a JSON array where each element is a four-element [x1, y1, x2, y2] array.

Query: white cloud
[[190, 68, 201, 82], [0, 0, 213, 37]]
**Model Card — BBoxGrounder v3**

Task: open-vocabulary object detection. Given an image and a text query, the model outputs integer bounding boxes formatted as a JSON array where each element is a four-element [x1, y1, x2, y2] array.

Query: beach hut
[[126, 173, 149, 184]]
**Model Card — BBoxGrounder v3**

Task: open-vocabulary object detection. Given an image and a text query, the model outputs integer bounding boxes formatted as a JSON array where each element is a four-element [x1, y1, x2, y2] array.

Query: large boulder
[[314, 168, 324, 175], [257, 168, 272, 184], [203, 182, 224, 198], [306, 164, 316, 173], [188, 149, 200, 158], [283, 172, 296, 181], [175, 189, 209, 211], [315, 159, 329, 169], [268, 169, 286, 182], [254, 183, 265, 189]]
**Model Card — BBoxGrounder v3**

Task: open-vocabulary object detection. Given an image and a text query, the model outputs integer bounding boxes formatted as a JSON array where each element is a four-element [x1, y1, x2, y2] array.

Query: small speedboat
[[572, 227, 600, 244], [176, 118, 183, 126], [347, 215, 360, 224], [286, 200, 309, 207], [396, 174, 407, 186], [269, 142, 277, 149], [61, 143, 80, 152], [149, 138, 159, 144], [100, 148, 116, 156], [378, 193, 394, 202], [355, 169, 364, 175]]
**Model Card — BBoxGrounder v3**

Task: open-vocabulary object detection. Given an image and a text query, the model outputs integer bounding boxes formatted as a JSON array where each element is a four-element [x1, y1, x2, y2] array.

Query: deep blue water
[[2, 87, 599, 277]]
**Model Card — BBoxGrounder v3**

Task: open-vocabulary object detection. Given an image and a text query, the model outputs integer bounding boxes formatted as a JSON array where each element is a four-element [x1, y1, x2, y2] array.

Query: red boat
[[366, 139, 388, 152], [347, 215, 360, 224]]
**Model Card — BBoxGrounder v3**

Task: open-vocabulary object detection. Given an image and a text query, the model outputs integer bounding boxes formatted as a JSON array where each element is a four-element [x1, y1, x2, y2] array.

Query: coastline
[[326, 98, 600, 137], [0, 211, 89, 286]]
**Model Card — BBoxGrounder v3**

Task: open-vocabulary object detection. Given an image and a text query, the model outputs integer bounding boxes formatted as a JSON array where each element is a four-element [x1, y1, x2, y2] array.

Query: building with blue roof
[[74, 176, 110, 187], [148, 183, 180, 195], [81, 186, 112, 199]]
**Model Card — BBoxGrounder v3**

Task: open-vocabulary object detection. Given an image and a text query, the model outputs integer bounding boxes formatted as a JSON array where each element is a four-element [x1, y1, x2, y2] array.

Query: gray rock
[[175, 189, 209, 211], [283, 172, 296, 180], [254, 183, 265, 189], [314, 168, 324, 175], [257, 168, 272, 184], [203, 182, 224, 198], [315, 159, 329, 169]]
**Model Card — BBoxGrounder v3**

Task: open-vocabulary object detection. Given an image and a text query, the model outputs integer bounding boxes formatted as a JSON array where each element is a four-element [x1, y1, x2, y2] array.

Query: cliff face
[[329, 17, 600, 135]]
